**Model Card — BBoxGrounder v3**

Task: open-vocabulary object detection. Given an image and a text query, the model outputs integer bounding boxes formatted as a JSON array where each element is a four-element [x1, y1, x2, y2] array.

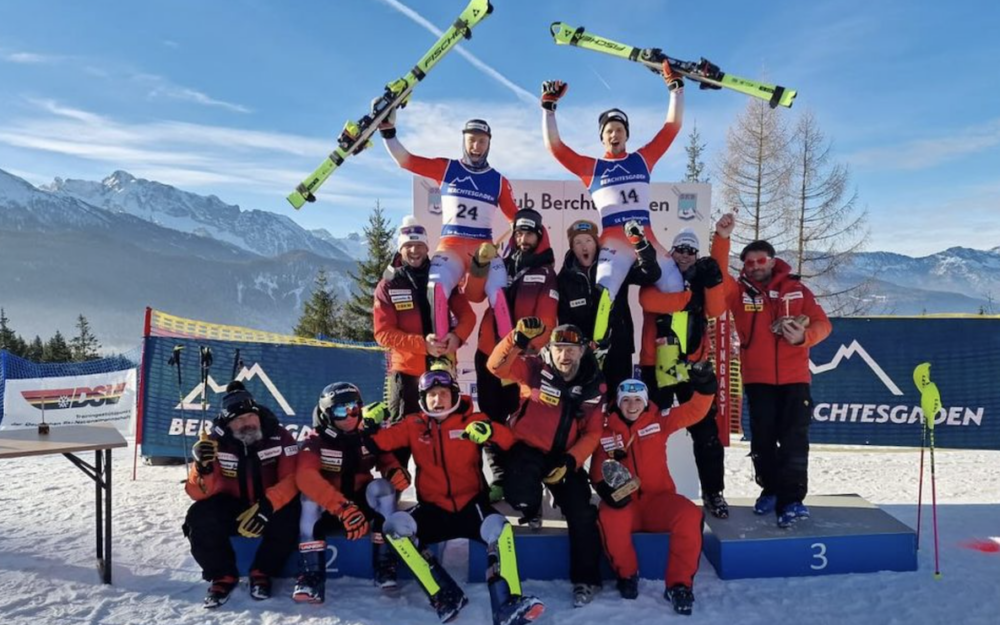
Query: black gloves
[[688, 361, 718, 396]]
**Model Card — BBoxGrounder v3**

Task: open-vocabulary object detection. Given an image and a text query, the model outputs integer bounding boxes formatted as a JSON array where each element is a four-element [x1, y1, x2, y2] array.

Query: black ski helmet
[[316, 382, 363, 429], [461, 119, 492, 170], [598, 108, 630, 139], [417, 369, 461, 417]]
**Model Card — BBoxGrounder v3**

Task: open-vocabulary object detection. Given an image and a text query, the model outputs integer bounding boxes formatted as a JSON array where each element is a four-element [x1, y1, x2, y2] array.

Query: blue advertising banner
[[140, 336, 388, 458], [742, 317, 1000, 450]]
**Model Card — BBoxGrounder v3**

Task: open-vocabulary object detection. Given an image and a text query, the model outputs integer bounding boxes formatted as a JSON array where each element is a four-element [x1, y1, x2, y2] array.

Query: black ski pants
[[184, 495, 301, 581], [385, 370, 420, 467], [474, 349, 520, 484], [503, 442, 601, 585], [744, 383, 812, 511]]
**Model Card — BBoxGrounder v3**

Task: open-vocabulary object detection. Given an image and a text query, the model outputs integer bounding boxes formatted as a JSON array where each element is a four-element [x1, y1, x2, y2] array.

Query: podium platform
[[467, 525, 670, 582], [702, 494, 917, 580]]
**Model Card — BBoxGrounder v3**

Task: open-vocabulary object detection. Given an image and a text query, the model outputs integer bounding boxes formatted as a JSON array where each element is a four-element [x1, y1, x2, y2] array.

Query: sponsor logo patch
[[638, 423, 661, 437], [569, 298, 587, 308], [284, 445, 299, 456], [523, 274, 545, 284], [395, 301, 415, 311], [258, 446, 281, 460]]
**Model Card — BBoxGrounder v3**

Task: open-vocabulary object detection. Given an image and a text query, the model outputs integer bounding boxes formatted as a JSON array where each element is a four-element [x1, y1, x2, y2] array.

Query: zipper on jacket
[[434, 421, 457, 512]]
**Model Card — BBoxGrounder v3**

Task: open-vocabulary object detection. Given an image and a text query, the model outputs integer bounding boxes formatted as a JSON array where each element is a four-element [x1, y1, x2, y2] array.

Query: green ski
[[288, 0, 494, 209], [550, 22, 797, 109]]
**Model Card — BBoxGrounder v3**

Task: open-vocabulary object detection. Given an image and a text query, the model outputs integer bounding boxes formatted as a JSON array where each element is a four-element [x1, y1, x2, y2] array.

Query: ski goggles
[[672, 245, 699, 256], [550, 327, 586, 346], [418, 370, 455, 392], [744, 256, 771, 267], [326, 401, 362, 420], [400, 225, 427, 236], [618, 380, 648, 395]]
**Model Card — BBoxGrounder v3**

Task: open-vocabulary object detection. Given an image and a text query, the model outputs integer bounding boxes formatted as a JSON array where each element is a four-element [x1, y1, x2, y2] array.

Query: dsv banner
[[743, 317, 1000, 450]]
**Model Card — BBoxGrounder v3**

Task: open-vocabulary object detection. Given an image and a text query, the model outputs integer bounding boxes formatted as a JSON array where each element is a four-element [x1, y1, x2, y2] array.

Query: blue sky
[[1, 0, 998, 256]]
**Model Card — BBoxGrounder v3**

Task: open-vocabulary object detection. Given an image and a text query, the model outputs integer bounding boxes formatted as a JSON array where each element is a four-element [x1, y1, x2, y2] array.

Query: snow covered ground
[[0, 442, 997, 625]]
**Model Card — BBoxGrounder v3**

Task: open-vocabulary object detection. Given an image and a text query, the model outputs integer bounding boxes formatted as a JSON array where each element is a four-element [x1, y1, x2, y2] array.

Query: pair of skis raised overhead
[[288, 1, 797, 209]]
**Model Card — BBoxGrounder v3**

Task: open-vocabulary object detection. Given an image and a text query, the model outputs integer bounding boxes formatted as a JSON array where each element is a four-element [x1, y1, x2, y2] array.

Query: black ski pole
[[167, 345, 191, 464], [197, 346, 213, 442], [230, 348, 243, 384]]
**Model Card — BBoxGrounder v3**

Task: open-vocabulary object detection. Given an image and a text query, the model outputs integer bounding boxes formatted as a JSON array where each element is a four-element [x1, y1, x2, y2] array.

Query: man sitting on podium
[[182, 381, 301, 609]]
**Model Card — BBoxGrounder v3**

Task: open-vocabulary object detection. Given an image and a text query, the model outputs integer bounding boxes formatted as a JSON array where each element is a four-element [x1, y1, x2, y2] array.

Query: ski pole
[[197, 346, 213, 442], [230, 348, 243, 384], [167, 345, 190, 464], [916, 418, 925, 548], [913, 362, 942, 578]]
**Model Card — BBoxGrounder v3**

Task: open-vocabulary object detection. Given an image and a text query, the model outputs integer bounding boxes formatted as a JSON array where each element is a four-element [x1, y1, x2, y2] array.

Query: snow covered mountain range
[[1, 167, 997, 351]]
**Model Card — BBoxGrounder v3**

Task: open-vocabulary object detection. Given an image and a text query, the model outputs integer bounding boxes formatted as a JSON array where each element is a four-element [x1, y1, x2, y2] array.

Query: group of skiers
[[183, 62, 832, 623]]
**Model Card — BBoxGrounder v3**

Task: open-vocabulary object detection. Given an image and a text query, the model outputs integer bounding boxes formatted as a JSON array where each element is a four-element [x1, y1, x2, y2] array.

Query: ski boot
[[386, 531, 468, 623], [373, 535, 400, 592], [572, 583, 599, 608], [753, 493, 777, 515], [616, 574, 639, 600], [485, 518, 545, 625], [292, 542, 326, 603], [203, 575, 238, 609], [248, 569, 271, 600], [665, 584, 695, 615], [703, 492, 730, 519]]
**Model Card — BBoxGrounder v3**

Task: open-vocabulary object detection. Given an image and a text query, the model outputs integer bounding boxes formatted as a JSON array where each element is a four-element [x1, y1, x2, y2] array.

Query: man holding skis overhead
[[380, 108, 519, 341], [541, 61, 686, 346]]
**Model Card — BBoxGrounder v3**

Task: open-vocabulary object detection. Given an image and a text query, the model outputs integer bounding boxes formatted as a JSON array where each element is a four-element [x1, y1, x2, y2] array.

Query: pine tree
[[341, 201, 395, 342], [43, 330, 72, 363], [70, 314, 102, 361], [26, 336, 44, 361], [0, 309, 28, 356], [294, 269, 344, 339], [684, 121, 709, 183], [0, 308, 17, 352]]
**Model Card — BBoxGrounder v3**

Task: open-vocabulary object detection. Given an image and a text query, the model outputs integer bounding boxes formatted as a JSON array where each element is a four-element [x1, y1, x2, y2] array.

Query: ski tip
[[287, 192, 306, 210]]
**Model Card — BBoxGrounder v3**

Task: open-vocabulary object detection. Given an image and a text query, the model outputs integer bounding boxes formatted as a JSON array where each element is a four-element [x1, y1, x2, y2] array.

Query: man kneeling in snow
[[182, 381, 301, 609]]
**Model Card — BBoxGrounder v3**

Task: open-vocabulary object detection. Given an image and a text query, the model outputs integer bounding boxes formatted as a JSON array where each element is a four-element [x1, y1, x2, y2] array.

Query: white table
[[0, 425, 127, 583]]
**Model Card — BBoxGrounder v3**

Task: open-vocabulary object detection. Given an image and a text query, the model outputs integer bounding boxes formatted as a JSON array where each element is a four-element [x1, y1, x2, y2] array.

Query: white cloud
[[376, 0, 535, 104], [849, 118, 1000, 171], [136, 74, 252, 114], [3, 52, 56, 64]]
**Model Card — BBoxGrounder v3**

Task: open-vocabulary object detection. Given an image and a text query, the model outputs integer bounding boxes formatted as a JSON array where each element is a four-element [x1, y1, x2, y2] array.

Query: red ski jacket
[[369, 397, 515, 512], [724, 259, 832, 385]]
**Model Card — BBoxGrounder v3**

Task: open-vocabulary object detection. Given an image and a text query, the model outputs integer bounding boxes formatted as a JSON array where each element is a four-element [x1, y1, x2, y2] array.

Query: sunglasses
[[419, 370, 455, 392], [400, 225, 427, 235], [744, 256, 772, 267], [550, 329, 584, 345], [673, 245, 698, 256], [618, 381, 647, 395]]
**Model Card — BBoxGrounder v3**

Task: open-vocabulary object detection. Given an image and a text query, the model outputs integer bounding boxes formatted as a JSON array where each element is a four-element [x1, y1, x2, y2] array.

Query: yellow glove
[[462, 421, 493, 445], [470, 242, 498, 278], [236, 499, 273, 538], [514, 317, 545, 349], [362, 401, 389, 430]]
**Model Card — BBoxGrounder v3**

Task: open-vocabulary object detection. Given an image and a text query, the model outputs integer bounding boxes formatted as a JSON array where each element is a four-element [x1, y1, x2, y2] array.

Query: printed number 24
[[457, 204, 479, 220], [619, 189, 639, 204]]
